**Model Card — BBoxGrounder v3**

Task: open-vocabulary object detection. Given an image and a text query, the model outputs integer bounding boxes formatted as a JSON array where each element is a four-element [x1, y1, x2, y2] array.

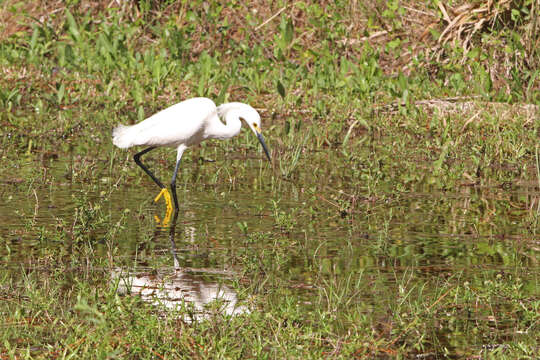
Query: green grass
[[1, 0, 539, 358]]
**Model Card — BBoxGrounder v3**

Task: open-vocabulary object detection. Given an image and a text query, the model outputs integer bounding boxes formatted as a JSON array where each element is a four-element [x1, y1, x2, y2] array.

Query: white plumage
[[113, 98, 215, 148]]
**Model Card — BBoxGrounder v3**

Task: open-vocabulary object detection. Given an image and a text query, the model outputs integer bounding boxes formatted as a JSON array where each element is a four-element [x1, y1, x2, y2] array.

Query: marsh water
[[1, 154, 538, 356]]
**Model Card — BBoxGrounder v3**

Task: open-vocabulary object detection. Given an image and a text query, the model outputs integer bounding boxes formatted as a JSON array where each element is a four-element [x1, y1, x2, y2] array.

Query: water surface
[[1, 156, 538, 356]]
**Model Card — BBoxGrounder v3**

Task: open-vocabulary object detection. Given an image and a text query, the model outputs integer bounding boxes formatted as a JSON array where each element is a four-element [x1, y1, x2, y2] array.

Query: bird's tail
[[112, 124, 135, 149]]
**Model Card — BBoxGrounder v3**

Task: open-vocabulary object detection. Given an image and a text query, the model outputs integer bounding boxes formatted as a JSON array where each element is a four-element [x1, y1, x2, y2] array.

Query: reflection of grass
[[1, 1, 539, 358]]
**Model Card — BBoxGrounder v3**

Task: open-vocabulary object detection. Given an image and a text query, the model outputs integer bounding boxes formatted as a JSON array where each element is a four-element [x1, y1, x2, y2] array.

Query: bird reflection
[[115, 212, 249, 322]]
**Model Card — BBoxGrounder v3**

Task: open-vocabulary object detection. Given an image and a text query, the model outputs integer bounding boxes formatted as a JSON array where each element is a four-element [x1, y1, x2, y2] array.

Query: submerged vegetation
[[1, 0, 539, 358]]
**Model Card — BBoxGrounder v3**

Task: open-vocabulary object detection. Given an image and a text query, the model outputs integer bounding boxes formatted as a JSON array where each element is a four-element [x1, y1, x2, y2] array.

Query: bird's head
[[219, 102, 271, 161], [243, 110, 262, 137]]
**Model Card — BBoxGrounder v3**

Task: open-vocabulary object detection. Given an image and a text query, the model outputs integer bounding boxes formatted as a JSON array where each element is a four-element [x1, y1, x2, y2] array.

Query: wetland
[[1, 1, 539, 358]]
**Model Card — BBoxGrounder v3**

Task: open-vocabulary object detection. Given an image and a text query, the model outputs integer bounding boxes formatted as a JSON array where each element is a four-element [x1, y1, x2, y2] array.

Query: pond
[[1, 151, 538, 357]]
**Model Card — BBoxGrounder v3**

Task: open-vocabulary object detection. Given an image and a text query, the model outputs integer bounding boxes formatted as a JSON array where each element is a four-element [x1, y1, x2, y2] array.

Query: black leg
[[170, 158, 182, 211], [168, 211, 180, 269], [134, 147, 165, 189]]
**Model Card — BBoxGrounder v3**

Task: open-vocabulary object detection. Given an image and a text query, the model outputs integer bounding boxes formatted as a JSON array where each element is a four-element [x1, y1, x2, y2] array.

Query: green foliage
[[0, 1, 538, 358]]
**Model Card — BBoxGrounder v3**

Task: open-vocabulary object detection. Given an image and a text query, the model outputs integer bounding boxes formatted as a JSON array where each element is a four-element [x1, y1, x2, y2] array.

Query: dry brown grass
[[0, 1, 108, 40], [376, 96, 539, 124]]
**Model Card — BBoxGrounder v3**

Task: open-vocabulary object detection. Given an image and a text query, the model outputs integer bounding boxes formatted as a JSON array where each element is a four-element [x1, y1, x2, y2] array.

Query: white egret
[[112, 97, 271, 214]]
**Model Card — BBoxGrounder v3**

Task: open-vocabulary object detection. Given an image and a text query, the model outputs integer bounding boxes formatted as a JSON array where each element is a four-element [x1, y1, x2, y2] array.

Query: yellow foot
[[154, 188, 174, 227], [154, 188, 174, 212]]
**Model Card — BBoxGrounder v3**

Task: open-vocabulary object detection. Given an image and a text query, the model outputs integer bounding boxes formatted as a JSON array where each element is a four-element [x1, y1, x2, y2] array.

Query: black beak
[[256, 132, 271, 161]]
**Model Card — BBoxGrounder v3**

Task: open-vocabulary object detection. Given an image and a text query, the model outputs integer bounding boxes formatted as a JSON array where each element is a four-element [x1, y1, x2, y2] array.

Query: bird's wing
[[130, 98, 217, 147], [113, 98, 216, 148]]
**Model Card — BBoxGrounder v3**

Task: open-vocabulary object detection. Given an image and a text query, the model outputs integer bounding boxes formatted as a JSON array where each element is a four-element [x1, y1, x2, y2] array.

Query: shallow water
[[1, 157, 538, 356]]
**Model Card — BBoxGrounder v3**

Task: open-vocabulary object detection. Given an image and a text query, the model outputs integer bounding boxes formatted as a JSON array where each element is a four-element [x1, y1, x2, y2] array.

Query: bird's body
[[112, 97, 271, 217], [113, 98, 216, 149]]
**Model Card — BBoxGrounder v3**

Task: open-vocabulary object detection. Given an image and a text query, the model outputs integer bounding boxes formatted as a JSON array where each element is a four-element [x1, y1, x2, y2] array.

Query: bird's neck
[[210, 104, 244, 140]]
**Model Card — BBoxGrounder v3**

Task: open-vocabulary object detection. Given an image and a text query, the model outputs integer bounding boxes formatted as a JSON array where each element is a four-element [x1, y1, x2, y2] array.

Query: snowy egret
[[112, 97, 271, 214]]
